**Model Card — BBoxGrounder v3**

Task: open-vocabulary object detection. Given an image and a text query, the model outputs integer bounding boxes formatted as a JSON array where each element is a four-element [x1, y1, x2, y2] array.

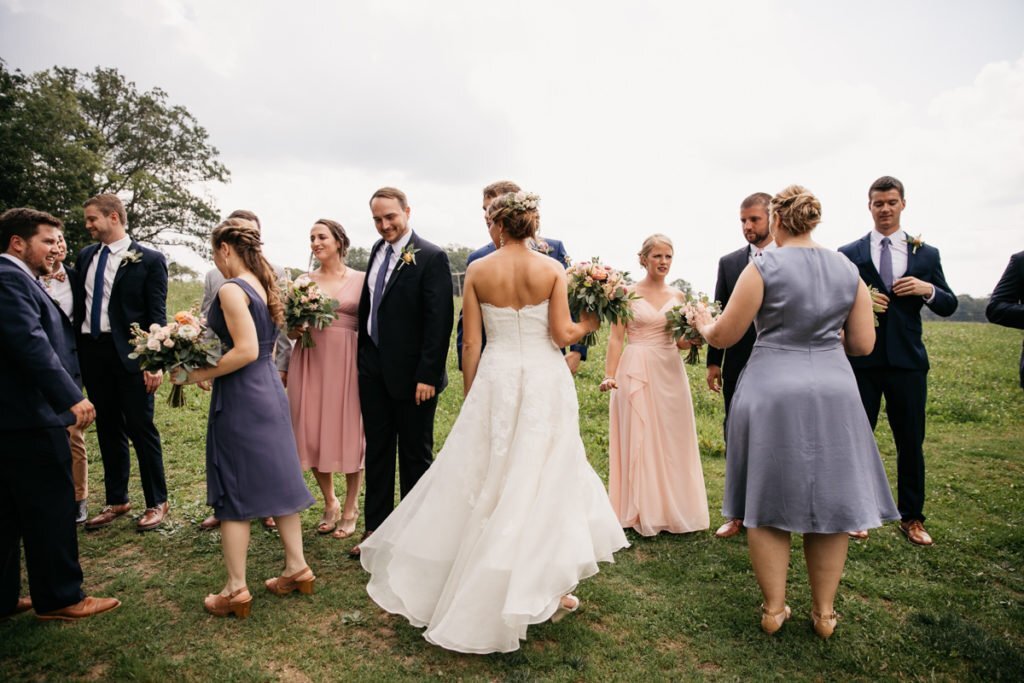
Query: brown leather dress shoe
[[84, 503, 131, 530], [1, 597, 32, 619], [714, 519, 743, 539], [899, 520, 933, 546], [137, 502, 169, 531], [36, 596, 121, 621], [199, 515, 221, 530], [349, 530, 373, 559]]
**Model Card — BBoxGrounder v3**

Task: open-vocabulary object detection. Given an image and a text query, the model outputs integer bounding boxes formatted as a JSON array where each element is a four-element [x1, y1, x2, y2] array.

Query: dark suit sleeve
[[706, 256, 728, 367], [923, 248, 957, 318], [0, 272, 83, 412], [986, 253, 1024, 329], [145, 250, 169, 327], [417, 249, 455, 387]]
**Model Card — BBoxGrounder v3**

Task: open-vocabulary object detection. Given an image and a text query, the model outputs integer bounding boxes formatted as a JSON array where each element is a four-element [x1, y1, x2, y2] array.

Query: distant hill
[[923, 294, 990, 322]]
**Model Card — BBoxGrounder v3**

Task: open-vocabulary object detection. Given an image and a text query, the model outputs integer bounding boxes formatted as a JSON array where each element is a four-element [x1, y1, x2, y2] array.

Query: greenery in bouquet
[[284, 276, 339, 348], [128, 309, 221, 407], [665, 292, 721, 365], [566, 258, 640, 347], [867, 284, 885, 327]]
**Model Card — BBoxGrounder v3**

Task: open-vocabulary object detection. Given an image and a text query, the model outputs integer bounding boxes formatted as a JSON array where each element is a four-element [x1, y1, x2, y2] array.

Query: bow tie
[[44, 270, 67, 283]]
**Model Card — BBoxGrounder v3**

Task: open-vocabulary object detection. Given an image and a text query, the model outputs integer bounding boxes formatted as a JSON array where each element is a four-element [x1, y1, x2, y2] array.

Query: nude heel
[[265, 566, 316, 596], [203, 587, 252, 619], [760, 604, 791, 635]]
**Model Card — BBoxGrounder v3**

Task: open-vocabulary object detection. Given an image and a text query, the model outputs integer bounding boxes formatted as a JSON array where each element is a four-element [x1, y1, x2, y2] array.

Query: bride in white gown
[[360, 191, 629, 654]]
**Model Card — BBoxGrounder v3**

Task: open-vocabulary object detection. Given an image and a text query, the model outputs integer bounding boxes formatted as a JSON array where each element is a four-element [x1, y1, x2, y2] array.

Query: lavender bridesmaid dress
[[206, 279, 314, 520]]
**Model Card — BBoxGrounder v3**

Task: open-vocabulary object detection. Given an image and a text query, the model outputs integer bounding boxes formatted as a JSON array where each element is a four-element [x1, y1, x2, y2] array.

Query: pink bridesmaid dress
[[608, 297, 710, 535], [287, 271, 366, 474]]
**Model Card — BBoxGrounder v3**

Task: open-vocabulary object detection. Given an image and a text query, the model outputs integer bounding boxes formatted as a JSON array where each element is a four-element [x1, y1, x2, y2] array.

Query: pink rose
[[163, 338, 175, 348], [591, 266, 609, 281], [146, 338, 162, 351]]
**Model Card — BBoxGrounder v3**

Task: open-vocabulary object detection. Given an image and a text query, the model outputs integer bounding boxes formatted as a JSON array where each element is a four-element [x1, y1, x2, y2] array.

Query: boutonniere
[[396, 244, 420, 271], [120, 249, 143, 267], [904, 233, 924, 255], [530, 239, 553, 255]]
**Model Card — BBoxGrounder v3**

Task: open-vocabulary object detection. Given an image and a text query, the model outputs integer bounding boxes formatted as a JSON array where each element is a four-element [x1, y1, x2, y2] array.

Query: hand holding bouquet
[[284, 276, 339, 349], [665, 293, 722, 365], [128, 309, 221, 407], [566, 258, 640, 347], [866, 285, 886, 327]]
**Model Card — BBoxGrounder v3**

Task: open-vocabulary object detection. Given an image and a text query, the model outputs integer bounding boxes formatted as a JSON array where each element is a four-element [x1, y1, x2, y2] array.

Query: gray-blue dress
[[206, 279, 314, 520], [723, 248, 899, 533]]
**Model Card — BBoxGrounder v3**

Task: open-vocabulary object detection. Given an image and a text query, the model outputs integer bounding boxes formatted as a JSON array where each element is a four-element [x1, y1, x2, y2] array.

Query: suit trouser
[[68, 425, 88, 501], [78, 334, 167, 509], [359, 373, 437, 532], [0, 427, 86, 615], [854, 367, 928, 522]]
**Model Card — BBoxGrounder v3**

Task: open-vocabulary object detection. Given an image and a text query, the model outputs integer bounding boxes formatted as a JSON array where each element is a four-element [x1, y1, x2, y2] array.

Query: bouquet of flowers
[[665, 292, 722, 365], [867, 285, 885, 327], [565, 258, 640, 347], [128, 309, 221, 407], [283, 276, 339, 349]]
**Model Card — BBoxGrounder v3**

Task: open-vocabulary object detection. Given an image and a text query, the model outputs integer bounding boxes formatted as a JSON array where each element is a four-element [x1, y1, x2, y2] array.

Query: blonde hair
[[210, 218, 284, 326], [770, 185, 821, 236], [638, 233, 673, 266]]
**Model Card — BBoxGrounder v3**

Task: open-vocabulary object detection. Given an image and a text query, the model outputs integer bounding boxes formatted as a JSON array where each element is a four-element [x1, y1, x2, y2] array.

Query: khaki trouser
[[67, 424, 88, 501]]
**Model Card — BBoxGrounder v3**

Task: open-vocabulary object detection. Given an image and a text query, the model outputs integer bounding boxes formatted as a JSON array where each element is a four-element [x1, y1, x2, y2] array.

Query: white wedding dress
[[360, 301, 629, 654]]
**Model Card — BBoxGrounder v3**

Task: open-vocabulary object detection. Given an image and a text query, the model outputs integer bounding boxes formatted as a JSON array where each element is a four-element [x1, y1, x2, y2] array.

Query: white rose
[[149, 323, 161, 333], [178, 324, 199, 340], [146, 338, 162, 351], [163, 338, 174, 348]]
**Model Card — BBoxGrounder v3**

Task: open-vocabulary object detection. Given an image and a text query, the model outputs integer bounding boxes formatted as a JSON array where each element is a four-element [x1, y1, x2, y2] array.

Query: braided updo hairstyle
[[486, 192, 540, 241], [211, 218, 285, 327], [770, 185, 822, 236]]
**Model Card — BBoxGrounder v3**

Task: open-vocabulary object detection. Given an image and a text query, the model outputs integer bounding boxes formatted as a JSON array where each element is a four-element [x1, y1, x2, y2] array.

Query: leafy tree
[[167, 262, 200, 281], [0, 60, 228, 256], [445, 244, 473, 274], [345, 246, 371, 273]]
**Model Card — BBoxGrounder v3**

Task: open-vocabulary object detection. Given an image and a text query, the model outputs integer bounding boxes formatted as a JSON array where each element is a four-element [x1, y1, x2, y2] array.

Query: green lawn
[[2, 281, 1022, 681]]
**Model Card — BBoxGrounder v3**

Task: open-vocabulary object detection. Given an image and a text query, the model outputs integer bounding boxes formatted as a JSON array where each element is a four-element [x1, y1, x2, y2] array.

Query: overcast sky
[[3, 0, 1023, 295]]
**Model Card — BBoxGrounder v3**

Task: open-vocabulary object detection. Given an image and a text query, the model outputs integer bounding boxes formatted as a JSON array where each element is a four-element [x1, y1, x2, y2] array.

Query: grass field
[[2, 281, 1022, 681]]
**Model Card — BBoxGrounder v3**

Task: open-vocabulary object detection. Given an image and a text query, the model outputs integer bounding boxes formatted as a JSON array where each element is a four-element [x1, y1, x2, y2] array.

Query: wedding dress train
[[360, 301, 628, 654]]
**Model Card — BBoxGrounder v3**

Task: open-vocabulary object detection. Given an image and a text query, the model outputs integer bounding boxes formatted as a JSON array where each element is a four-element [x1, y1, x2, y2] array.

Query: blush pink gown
[[608, 297, 710, 535], [287, 271, 365, 474]]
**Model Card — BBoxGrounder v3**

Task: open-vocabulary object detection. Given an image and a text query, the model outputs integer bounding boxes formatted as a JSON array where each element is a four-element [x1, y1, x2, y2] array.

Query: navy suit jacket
[[357, 231, 455, 399], [706, 245, 757, 377], [838, 234, 957, 371], [985, 250, 1024, 386], [72, 241, 168, 373], [455, 237, 587, 368], [0, 257, 83, 430]]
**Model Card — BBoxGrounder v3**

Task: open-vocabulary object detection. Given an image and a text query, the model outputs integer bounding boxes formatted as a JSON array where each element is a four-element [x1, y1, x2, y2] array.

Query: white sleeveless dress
[[360, 301, 628, 654]]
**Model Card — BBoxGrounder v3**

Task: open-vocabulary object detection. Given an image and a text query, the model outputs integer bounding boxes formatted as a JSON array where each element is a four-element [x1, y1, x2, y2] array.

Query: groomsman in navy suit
[[0, 207, 119, 621], [351, 187, 454, 557], [839, 176, 958, 546], [456, 180, 588, 373], [706, 192, 775, 539], [73, 194, 170, 532], [985, 251, 1024, 389]]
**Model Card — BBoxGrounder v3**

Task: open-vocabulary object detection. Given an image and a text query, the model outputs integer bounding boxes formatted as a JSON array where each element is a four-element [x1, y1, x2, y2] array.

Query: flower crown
[[495, 191, 540, 213]]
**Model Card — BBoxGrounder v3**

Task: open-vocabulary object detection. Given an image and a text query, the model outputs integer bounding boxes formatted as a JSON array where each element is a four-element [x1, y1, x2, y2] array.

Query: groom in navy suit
[[455, 180, 588, 373], [839, 176, 957, 546], [351, 187, 454, 557], [73, 194, 170, 532], [0, 208, 119, 621]]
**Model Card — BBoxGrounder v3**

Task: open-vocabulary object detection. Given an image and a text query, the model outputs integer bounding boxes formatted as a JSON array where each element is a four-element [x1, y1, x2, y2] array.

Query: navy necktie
[[90, 245, 110, 337], [370, 244, 393, 346], [879, 237, 893, 291]]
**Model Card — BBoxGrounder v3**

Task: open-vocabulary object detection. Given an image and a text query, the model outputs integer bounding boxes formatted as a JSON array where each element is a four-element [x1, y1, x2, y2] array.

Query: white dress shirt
[[365, 230, 413, 336], [42, 264, 74, 319], [80, 235, 133, 335], [749, 240, 777, 261]]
